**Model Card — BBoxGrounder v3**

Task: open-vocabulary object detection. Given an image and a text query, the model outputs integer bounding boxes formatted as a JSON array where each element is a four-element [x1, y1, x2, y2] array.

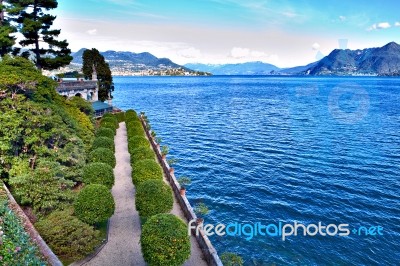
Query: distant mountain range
[[186, 42, 400, 76], [70, 42, 400, 76]]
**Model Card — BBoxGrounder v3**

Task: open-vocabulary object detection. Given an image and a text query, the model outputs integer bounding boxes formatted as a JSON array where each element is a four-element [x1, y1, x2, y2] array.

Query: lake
[[113, 76, 400, 265]]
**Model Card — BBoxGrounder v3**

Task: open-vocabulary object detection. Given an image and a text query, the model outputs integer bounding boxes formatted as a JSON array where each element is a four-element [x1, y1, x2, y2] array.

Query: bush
[[125, 109, 137, 119], [132, 159, 162, 185], [35, 209, 101, 261], [96, 127, 114, 139], [136, 180, 173, 218], [99, 122, 116, 134], [89, 148, 116, 168], [128, 136, 149, 151], [101, 116, 118, 128], [92, 136, 115, 152], [82, 162, 114, 189], [115, 112, 125, 122], [220, 252, 244, 266], [126, 123, 144, 138], [74, 184, 115, 225], [141, 214, 191, 266], [130, 146, 155, 164]]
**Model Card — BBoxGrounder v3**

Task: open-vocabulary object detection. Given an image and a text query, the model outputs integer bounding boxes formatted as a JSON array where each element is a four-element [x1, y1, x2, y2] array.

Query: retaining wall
[[140, 117, 223, 266]]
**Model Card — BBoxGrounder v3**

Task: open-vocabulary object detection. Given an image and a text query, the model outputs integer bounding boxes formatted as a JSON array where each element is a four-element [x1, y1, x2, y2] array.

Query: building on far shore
[[55, 68, 116, 117]]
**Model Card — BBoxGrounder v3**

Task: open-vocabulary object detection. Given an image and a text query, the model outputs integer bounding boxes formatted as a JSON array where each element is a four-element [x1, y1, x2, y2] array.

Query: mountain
[[185, 61, 280, 75], [71, 49, 195, 75], [303, 42, 400, 76], [278, 61, 319, 75]]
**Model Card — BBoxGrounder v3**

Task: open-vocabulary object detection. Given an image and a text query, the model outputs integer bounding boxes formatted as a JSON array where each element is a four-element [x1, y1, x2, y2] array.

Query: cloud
[[312, 43, 320, 51], [230, 47, 250, 58], [395, 22, 400, 27], [177, 47, 201, 58], [368, 22, 391, 31], [339, 16, 346, 22], [281, 11, 298, 18], [87, 29, 97, 35]]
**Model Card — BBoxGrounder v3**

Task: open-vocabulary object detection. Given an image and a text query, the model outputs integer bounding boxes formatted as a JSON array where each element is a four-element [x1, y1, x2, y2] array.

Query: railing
[[140, 117, 223, 266]]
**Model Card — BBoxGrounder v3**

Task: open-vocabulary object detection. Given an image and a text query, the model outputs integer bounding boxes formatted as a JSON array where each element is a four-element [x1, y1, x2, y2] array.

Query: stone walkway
[[83, 122, 145, 266]]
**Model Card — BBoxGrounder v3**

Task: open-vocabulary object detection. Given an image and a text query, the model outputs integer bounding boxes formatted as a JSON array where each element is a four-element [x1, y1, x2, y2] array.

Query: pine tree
[[82, 48, 114, 102], [9, 0, 72, 70], [0, 0, 16, 56]]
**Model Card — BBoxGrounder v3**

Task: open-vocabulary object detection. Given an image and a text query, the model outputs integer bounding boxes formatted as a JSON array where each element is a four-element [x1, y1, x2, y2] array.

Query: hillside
[[304, 42, 400, 76], [185, 61, 280, 75]]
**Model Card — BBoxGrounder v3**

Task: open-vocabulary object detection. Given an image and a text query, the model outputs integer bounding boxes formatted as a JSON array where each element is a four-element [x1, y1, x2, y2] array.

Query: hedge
[[92, 136, 115, 152], [126, 123, 144, 138], [125, 109, 138, 119], [96, 127, 115, 139], [136, 180, 173, 218], [115, 112, 125, 123], [89, 148, 116, 168], [128, 136, 149, 151], [141, 214, 191, 266], [99, 122, 117, 135], [132, 159, 162, 185], [82, 162, 114, 189], [130, 146, 155, 164], [101, 116, 118, 128], [35, 209, 101, 261], [74, 184, 115, 225]]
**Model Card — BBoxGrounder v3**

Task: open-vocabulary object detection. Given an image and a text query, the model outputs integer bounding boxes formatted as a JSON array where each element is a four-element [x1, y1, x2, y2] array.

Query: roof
[[92, 101, 113, 111], [57, 81, 97, 92]]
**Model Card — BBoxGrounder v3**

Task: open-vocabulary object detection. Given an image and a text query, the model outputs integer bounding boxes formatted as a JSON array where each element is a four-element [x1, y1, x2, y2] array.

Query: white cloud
[[339, 16, 346, 22], [230, 47, 250, 58], [368, 22, 391, 31], [87, 29, 97, 35], [312, 43, 320, 51], [177, 47, 201, 58], [395, 22, 400, 27]]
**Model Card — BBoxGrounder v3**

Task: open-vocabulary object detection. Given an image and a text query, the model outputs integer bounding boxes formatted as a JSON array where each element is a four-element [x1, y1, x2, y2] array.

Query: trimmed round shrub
[[132, 159, 162, 185], [83, 162, 114, 189], [130, 146, 155, 164], [99, 123, 116, 135], [101, 117, 118, 128], [89, 148, 116, 168], [136, 180, 173, 218], [96, 127, 115, 139], [141, 214, 191, 266], [125, 109, 138, 119], [128, 136, 149, 151], [102, 113, 116, 120], [115, 112, 125, 122], [92, 136, 115, 151], [35, 209, 101, 261], [74, 184, 115, 225]]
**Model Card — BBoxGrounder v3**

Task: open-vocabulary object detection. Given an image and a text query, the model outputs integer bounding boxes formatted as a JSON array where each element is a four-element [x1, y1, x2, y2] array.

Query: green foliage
[[141, 214, 191, 266], [96, 127, 114, 139], [161, 145, 169, 156], [177, 176, 192, 187], [130, 146, 155, 164], [136, 180, 173, 218], [125, 109, 138, 119], [35, 209, 101, 261], [9, 0, 72, 70], [132, 159, 162, 185], [88, 148, 116, 168], [194, 202, 209, 216], [74, 184, 115, 225], [92, 136, 115, 152], [128, 136, 149, 151], [82, 162, 114, 189], [82, 48, 113, 101], [115, 112, 125, 122], [0, 189, 47, 265], [0, 2, 17, 56], [67, 96, 94, 116], [101, 116, 118, 129], [167, 157, 179, 166], [220, 252, 244, 266], [99, 121, 117, 135], [9, 160, 74, 215], [127, 123, 145, 138]]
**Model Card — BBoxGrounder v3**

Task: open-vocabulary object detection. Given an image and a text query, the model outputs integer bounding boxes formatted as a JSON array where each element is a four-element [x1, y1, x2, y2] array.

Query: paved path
[[83, 122, 145, 266]]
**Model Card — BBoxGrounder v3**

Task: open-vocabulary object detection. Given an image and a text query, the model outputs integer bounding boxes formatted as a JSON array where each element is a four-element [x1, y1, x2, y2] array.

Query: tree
[[82, 48, 114, 101], [9, 0, 72, 70], [0, 0, 17, 56]]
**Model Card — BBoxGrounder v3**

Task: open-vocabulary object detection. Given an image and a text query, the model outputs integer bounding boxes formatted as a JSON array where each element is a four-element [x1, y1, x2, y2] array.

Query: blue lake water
[[113, 76, 400, 265]]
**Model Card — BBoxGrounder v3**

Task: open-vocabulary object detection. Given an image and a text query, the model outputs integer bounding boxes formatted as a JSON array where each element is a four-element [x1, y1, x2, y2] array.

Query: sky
[[53, 0, 400, 68]]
